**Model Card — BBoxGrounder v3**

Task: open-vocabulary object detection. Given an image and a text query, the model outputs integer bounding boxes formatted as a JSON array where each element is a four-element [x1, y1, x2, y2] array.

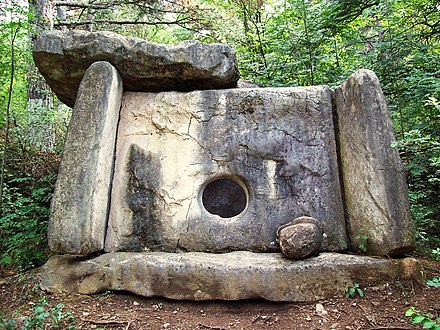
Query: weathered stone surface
[[48, 61, 123, 255], [40, 252, 423, 301], [277, 216, 323, 259], [33, 30, 240, 107], [105, 87, 347, 253], [237, 80, 259, 88], [334, 69, 415, 256]]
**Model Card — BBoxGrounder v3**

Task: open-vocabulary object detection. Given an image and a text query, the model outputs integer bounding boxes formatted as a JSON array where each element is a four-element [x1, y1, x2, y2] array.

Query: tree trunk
[[29, 0, 54, 39], [28, 0, 56, 151]]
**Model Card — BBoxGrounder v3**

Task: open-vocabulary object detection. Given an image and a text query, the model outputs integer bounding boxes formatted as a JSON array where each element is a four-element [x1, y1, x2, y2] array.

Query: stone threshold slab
[[40, 252, 422, 302]]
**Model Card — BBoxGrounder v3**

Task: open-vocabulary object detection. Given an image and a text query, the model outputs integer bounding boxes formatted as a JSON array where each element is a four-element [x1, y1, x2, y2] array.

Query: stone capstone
[[48, 61, 122, 255], [277, 216, 323, 259], [33, 30, 240, 107], [40, 252, 423, 302], [334, 69, 415, 256], [104, 87, 347, 253]]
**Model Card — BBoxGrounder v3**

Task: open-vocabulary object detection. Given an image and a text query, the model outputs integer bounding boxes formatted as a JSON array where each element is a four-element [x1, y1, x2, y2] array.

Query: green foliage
[[0, 311, 17, 330], [355, 228, 368, 253], [0, 1, 71, 153], [99, 290, 112, 301], [426, 277, 440, 287], [0, 297, 76, 330], [0, 1, 66, 272], [431, 248, 440, 261], [0, 175, 55, 269], [345, 283, 364, 298], [0, 5, 32, 127], [397, 97, 440, 253], [406, 307, 440, 330]]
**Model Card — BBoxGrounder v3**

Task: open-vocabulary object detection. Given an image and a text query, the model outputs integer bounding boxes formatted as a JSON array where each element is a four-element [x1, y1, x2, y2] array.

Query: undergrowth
[[0, 175, 55, 270], [406, 307, 440, 330], [0, 297, 75, 329]]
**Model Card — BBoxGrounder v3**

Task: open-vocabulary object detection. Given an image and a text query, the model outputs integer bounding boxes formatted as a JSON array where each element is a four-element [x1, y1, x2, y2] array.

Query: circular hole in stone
[[202, 178, 247, 218]]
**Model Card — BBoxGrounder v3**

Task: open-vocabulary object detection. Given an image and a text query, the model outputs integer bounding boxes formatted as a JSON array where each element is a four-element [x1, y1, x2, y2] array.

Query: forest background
[[0, 0, 439, 271]]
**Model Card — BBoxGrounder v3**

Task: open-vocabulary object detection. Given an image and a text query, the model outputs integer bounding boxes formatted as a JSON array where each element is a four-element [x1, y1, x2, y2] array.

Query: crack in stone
[[276, 128, 303, 143], [300, 164, 328, 177], [366, 186, 393, 224], [176, 192, 194, 250]]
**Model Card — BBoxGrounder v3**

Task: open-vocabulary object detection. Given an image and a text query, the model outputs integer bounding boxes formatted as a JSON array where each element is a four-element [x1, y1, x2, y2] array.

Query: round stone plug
[[277, 216, 323, 259]]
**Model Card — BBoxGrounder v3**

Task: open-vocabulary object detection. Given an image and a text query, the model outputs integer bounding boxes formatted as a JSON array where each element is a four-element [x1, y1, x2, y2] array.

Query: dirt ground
[[1, 257, 439, 330]]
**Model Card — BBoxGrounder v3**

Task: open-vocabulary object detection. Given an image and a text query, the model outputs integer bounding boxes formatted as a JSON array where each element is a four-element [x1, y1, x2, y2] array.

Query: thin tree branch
[[54, 17, 197, 27], [53, 0, 189, 15], [320, 0, 380, 31], [54, 0, 114, 9], [0, 27, 19, 214]]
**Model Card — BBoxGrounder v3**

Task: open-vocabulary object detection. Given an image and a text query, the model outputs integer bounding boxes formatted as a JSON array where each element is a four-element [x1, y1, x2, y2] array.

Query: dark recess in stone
[[126, 145, 164, 251], [202, 178, 247, 218]]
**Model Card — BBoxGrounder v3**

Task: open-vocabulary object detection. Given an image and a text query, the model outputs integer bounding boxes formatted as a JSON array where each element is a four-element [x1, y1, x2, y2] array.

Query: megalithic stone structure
[[48, 61, 123, 255], [33, 30, 420, 302], [334, 70, 415, 256]]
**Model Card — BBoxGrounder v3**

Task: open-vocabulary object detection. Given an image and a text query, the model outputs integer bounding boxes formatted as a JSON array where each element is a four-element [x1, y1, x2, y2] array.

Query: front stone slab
[[40, 252, 422, 302], [105, 86, 347, 253]]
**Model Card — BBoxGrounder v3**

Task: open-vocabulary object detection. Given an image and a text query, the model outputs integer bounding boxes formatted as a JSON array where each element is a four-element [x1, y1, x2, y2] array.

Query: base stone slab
[[40, 252, 422, 302]]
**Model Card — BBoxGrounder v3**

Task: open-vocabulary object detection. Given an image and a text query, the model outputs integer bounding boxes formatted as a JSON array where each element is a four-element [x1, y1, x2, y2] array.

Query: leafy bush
[[345, 283, 364, 298], [406, 307, 440, 330], [396, 97, 440, 254], [355, 228, 368, 253], [0, 297, 75, 329], [0, 175, 55, 269]]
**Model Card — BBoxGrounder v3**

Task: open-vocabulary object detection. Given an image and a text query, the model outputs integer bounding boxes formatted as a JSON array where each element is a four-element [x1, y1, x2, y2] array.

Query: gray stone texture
[[105, 87, 347, 253], [277, 216, 323, 259], [40, 252, 423, 301], [48, 61, 123, 255], [334, 69, 415, 256], [33, 30, 240, 107]]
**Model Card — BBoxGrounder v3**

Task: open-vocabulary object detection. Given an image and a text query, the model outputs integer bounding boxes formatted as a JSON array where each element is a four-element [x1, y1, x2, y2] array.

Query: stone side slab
[[334, 69, 415, 255], [48, 61, 123, 255]]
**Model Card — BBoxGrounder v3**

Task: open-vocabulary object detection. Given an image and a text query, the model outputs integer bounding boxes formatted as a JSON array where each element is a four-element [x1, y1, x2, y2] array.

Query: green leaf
[[405, 308, 416, 317], [34, 306, 45, 314], [413, 315, 427, 324], [423, 320, 436, 329], [427, 277, 440, 287]]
